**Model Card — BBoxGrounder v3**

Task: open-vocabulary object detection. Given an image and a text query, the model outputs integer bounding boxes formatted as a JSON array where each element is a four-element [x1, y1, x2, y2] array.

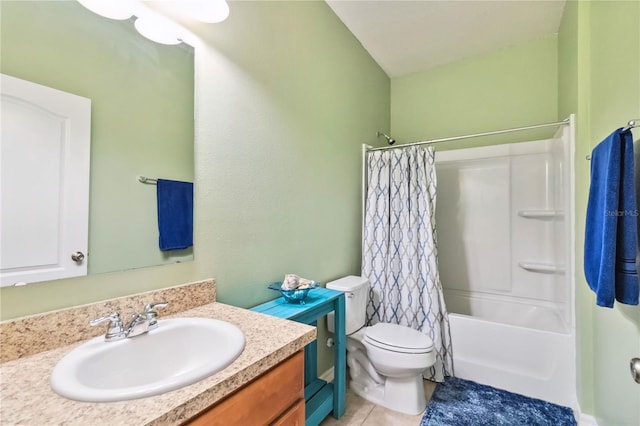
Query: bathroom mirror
[[0, 1, 194, 284]]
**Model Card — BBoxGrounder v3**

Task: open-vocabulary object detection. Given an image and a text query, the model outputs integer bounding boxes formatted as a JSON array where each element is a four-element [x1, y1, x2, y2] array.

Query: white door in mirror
[[0, 73, 91, 286], [50, 318, 245, 402]]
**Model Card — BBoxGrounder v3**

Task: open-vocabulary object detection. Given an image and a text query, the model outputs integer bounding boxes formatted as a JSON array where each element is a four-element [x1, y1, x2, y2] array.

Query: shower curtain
[[362, 145, 453, 382]]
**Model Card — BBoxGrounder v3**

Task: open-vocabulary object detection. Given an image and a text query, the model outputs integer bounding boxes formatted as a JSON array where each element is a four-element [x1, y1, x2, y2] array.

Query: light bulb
[[134, 15, 182, 45], [175, 0, 230, 23], [76, 0, 136, 20]]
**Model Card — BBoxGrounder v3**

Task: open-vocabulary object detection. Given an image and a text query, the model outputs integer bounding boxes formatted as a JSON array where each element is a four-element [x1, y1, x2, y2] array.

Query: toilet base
[[349, 374, 427, 415]]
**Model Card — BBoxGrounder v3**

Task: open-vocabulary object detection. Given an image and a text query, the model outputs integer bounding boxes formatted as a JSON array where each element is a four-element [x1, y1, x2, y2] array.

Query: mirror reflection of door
[[1, 73, 91, 286]]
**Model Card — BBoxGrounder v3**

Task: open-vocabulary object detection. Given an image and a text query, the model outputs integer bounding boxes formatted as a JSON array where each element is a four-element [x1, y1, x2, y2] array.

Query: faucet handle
[[90, 313, 125, 341], [144, 302, 168, 313], [143, 302, 168, 329]]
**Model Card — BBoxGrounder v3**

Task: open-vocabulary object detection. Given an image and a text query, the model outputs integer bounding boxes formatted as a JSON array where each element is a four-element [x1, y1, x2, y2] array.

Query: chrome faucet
[[89, 312, 125, 342], [125, 302, 168, 338], [91, 302, 168, 341]]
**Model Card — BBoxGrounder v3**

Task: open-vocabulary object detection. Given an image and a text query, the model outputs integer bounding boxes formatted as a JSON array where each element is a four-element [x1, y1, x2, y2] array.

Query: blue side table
[[251, 286, 346, 426]]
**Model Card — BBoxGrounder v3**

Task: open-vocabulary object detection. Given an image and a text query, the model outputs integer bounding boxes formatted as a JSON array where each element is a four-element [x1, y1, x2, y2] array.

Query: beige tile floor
[[321, 380, 437, 426]]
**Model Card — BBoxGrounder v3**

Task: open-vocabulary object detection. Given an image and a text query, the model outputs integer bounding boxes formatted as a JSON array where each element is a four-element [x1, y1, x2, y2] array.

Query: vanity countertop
[[0, 300, 316, 425]]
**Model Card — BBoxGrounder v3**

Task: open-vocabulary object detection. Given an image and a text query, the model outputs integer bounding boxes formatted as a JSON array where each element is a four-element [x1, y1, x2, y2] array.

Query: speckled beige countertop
[[0, 280, 316, 425]]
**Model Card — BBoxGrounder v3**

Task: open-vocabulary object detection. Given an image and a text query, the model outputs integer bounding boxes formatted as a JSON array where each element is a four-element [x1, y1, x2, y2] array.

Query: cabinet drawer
[[186, 350, 304, 426], [272, 399, 305, 426]]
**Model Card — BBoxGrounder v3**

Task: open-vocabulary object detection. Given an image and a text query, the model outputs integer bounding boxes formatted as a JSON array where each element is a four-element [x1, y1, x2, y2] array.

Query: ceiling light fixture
[[133, 15, 182, 45], [175, 0, 230, 23], [76, 0, 136, 20], [77, 0, 231, 46]]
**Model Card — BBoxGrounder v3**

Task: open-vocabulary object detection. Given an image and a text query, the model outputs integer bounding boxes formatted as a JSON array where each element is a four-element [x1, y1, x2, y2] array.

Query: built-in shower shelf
[[517, 210, 564, 219], [518, 262, 565, 274]]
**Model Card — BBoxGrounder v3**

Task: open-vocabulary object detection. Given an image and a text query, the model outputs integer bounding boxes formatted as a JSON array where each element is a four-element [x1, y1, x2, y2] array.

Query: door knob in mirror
[[71, 252, 85, 263]]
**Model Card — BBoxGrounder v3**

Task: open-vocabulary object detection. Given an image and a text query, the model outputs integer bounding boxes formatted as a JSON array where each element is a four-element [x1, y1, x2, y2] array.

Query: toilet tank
[[326, 275, 369, 335]]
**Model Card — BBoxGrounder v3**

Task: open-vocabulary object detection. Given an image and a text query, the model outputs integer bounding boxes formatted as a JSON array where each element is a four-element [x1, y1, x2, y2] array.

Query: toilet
[[326, 275, 435, 415]]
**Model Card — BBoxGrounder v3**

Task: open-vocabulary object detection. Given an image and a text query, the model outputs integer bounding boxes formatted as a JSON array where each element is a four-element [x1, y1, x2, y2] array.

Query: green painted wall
[[559, 1, 640, 424], [1, 1, 194, 276], [184, 1, 390, 374], [391, 35, 559, 149], [558, 0, 596, 415], [0, 1, 389, 374]]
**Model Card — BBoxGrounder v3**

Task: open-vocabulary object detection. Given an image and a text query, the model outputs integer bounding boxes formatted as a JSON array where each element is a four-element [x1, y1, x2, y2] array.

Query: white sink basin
[[51, 317, 245, 402]]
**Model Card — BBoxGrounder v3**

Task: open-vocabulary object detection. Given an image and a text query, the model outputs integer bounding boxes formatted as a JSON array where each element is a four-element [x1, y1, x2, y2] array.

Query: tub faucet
[[90, 302, 168, 341]]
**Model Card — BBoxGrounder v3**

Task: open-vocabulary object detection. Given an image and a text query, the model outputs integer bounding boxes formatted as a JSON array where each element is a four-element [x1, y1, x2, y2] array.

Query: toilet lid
[[364, 323, 434, 353]]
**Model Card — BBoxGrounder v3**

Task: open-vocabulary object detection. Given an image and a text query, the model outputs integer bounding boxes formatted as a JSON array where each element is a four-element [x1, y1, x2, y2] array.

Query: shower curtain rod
[[365, 119, 570, 153]]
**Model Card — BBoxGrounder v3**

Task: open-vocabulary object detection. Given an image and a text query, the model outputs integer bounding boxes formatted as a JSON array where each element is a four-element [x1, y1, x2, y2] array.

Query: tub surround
[[435, 134, 577, 412], [0, 279, 316, 425]]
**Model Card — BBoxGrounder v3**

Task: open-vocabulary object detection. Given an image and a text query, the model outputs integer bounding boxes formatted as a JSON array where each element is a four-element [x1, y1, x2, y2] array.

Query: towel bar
[[587, 119, 639, 160], [138, 176, 157, 185]]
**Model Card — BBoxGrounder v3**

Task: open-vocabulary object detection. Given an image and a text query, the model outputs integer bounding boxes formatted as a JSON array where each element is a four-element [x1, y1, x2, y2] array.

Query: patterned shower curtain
[[362, 145, 453, 382]]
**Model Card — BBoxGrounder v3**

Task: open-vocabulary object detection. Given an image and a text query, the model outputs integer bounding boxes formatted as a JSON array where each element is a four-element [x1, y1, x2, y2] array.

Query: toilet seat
[[364, 323, 434, 354]]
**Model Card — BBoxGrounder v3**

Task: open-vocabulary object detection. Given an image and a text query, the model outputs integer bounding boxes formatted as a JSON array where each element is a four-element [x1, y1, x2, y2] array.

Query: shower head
[[377, 131, 395, 145]]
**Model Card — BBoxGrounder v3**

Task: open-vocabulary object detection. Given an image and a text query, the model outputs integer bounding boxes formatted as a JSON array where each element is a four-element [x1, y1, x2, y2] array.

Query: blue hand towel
[[584, 128, 639, 307], [157, 179, 193, 251]]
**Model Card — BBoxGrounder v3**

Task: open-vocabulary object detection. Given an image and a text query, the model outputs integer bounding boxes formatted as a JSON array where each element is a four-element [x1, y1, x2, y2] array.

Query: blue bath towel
[[584, 128, 639, 307], [157, 179, 193, 251]]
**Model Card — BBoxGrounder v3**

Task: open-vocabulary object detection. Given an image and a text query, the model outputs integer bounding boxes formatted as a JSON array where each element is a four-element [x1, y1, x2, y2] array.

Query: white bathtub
[[444, 288, 570, 334], [435, 131, 578, 411], [449, 310, 577, 411]]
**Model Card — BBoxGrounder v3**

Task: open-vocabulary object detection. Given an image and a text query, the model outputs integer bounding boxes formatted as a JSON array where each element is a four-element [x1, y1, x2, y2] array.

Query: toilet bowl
[[327, 276, 436, 415], [364, 323, 436, 377]]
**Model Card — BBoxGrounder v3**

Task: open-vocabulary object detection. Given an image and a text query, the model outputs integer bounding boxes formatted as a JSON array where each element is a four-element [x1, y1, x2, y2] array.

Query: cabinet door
[[186, 350, 304, 426], [1, 74, 90, 286]]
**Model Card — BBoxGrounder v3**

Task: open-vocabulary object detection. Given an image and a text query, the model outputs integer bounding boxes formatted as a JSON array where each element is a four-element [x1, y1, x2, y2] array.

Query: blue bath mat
[[420, 377, 576, 426]]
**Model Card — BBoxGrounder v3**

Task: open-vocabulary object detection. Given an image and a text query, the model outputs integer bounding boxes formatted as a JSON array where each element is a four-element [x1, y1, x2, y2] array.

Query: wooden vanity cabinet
[[185, 350, 304, 426]]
